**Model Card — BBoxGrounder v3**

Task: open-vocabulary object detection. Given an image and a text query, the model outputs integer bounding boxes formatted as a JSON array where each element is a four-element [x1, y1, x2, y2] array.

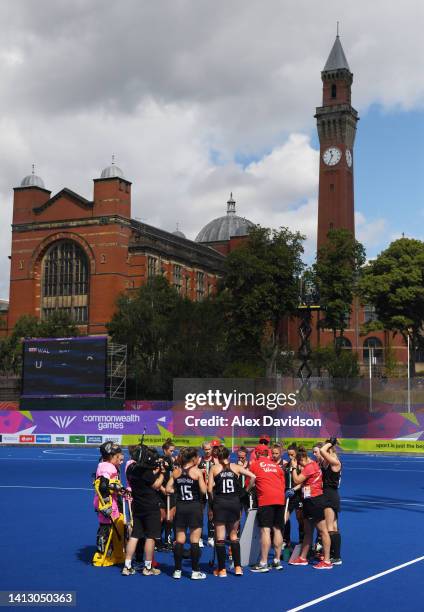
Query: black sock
[[216, 541, 226, 570], [174, 542, 184, 571], [165, 522, 172, 544], [190, 543, 200, 571], [330, 531, 341, 559], [283, 518, 291, 543], [231, 541, 241, 567]]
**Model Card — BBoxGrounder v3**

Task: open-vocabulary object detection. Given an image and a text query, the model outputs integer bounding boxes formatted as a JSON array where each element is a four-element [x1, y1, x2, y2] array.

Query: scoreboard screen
[[22, 336, 107, 398]]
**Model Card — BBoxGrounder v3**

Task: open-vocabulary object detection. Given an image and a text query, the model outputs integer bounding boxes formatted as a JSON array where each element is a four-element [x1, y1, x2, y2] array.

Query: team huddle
[[92, 435, 342, 579]]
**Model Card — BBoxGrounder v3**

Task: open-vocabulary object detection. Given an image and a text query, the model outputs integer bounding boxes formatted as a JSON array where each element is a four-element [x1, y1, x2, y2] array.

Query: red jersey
[[301, 460, 323, 499], [250, 457, 285, 506]]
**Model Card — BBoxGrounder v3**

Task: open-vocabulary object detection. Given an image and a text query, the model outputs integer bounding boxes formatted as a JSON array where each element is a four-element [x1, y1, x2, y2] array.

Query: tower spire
[[323, 34, 350, 72]]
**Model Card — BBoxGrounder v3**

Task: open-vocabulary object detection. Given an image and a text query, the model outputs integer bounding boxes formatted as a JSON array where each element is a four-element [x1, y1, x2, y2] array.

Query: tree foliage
[[221, 225, 305, 376], [314, 228, 366, 342], [359, 237, 424, 374], [107, 276, 227, 398]]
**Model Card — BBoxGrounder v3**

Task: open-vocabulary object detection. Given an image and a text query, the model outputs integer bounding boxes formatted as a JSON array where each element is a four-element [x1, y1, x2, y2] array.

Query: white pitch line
[[0, 485, 91, 490], [341, 497, 424, 508], [344, 467, 424, 473], [286, 555, 424, 612]]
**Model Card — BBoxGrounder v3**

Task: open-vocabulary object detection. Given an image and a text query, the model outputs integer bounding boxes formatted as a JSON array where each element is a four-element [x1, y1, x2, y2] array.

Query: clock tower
[[316, 35, 358, 250]]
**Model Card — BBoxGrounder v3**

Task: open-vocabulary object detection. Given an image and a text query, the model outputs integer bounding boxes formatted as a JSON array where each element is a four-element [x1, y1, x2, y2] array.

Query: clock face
[[345, 149, 353, 168], [323, 147, 342, 166]]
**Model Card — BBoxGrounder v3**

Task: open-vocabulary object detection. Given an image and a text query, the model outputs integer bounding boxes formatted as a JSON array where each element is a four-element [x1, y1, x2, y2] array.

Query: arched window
[[331, 84, 337, 99], [335, 336, 352, 351], [42, 241, 89, 323], [363, 337, 383, 364]]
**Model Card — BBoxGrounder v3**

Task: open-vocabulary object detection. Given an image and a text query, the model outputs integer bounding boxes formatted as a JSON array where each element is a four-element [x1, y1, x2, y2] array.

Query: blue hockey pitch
[[0, 447, 423, 612]]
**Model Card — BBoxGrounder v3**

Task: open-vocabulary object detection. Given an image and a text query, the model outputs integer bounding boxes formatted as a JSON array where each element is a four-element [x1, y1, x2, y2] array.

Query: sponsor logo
[[54, 436, 66, 442], [2, 434, 19, 443], [70, 435, 85, 443], [103, 436, 121, 444], [50, 415, 77, 430], [0, 435, 2, 442], [19, 435, 35, 443], [36, 435, 52, 443], [87, 435, 102, 444]]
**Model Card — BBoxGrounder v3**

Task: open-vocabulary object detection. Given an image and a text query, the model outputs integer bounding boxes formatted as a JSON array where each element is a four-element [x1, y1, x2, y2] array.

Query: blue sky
[[353, 106, 424, 254]]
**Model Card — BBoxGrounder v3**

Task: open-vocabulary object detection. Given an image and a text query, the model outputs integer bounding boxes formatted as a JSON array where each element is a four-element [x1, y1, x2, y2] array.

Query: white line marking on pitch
[[342, 497, 424, 508], [344, 467, 424, 473], [286, 555, 424, 612], [0, 485, 91, 490]]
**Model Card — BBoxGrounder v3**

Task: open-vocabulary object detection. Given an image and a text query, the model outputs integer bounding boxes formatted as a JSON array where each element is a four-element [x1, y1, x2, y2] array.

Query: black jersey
[[322, 463, 341, 489], [214, 466, 239, 497], [175, 469, 201, 503]]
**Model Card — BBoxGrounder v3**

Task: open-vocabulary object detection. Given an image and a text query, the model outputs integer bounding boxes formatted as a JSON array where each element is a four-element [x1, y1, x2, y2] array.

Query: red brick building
[[2, 166, 253, 336]]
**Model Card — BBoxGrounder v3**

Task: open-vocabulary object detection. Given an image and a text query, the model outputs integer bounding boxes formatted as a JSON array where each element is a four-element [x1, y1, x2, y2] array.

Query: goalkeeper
[[93, 441, 125, 564]]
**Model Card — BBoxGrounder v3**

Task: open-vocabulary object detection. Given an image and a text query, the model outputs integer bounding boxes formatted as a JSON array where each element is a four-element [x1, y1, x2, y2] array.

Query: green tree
[[107, 276, 227, 398], [221, 225, 305, 376], [359, 237, 424, 375], [314, 228, 366, 344]]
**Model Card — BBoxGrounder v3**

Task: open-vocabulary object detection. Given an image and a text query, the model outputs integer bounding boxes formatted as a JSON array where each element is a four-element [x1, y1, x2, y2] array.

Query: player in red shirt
[[249, 445, 286, 572], [289, 448, 333, 569]]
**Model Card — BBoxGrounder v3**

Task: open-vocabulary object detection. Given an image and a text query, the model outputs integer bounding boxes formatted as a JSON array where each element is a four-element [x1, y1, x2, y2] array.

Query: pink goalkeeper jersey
[[94, 461, 120, 523]]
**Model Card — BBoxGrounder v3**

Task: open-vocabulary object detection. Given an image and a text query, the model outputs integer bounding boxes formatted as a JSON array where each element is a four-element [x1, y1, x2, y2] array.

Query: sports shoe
[[272, 560, 284, 571], [250, 563, 270, 573], [313, 560, 333, 570], [207, 537, 215, 547], [330, 557, 343, 565], [289, 557, 308, 566], [142, 566, 161, 576], [121, 565, 136, 576], [172, 569, 182, 579], [234, 566, 243, 576], [191, 571, 207, 580], [199, 539, 204, 548], [213, 568, 227, 577]]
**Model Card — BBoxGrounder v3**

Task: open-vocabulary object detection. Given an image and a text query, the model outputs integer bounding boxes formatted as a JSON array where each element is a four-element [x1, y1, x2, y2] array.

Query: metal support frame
[[107, 343, 127, 400], [297, 306, 315, 401]]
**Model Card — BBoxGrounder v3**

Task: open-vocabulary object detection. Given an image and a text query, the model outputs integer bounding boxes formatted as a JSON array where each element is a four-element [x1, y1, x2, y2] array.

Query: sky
[[1, 0, 424, 298]]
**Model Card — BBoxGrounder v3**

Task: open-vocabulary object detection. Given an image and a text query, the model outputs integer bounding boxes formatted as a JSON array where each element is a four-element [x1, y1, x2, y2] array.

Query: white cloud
[[0, 0, 421, 297]]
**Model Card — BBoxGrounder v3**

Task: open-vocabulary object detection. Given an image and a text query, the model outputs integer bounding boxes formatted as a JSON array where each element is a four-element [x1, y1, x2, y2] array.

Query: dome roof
[[195, 193, 254, 243], [172, 230, 186, 238], [100, 164, 125, 179], [20, 166, 45, 189]]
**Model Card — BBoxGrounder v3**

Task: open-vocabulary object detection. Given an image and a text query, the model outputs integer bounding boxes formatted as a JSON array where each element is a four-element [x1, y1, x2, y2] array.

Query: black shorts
[[213, 496, 241, 524], [323, 488, 340, 514], [159, 493, 176, 510], [175, 502, 203, 530], [257, 504, 285, 530], [132, 510, 161, 540], [288, 494, 303, 513], [302, 496, 326, 523]]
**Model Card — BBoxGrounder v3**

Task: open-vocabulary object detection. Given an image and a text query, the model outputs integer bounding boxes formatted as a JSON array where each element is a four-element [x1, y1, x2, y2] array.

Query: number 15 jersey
[[175, 469, 201, 503]]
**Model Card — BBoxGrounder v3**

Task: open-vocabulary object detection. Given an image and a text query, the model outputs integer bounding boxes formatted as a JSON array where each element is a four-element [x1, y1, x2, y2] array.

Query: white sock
[[125, 559, 132, 569], [274, 558, 280, 564], [145, 560, 152, 569]]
